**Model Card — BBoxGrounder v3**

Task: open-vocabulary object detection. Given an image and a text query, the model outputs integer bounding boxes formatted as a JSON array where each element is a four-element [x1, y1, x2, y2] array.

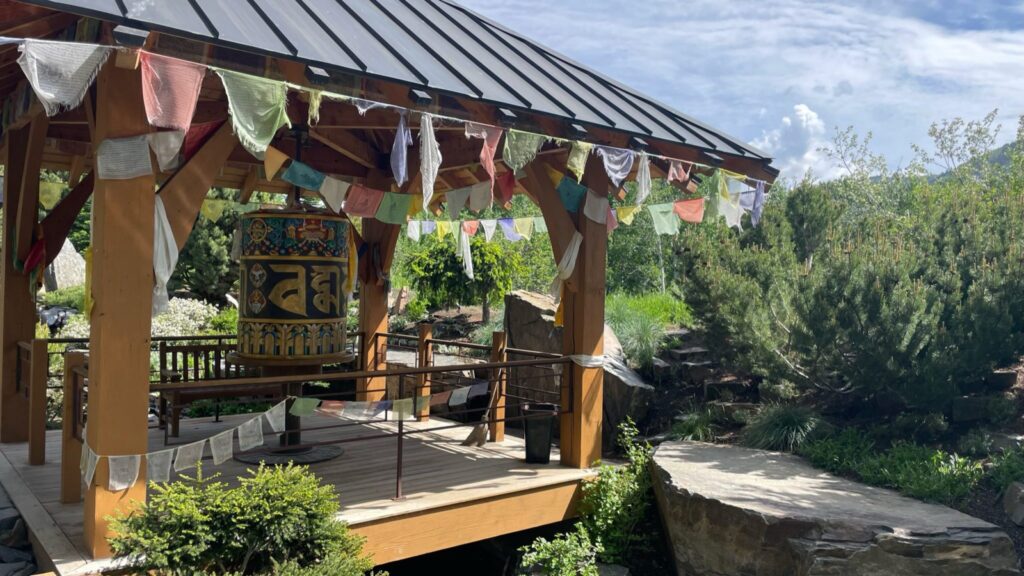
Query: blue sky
[[459, 0, 1024, 179]]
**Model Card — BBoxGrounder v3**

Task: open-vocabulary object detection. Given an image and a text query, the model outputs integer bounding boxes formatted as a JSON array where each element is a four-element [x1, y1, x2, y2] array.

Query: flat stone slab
[[652, 441, 1020, 575]]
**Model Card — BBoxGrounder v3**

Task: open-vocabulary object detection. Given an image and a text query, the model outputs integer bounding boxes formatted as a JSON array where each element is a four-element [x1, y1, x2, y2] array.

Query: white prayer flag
[[97, 136, 154, 180], [480, 219, 498, 242], [147, 449, 174, 484], [83, 446, 99, 488], [153, 196, 178, 316], [445, 188, 470, 220], [420, 114, 442, 211], [107, 455, 141, 492], [636, 151, 652, 205], [173, 439, 205, 472], [265, 401, 287, 434], [407, 220, 421, 242], [345, 401, 375, 421], [238, 417, 264, 452], [468, 182, 492, 213], [583, 191, 609, 224], [147, 131, 185, 172], [449, 386, 471, 407], [320, 177, 350, 213], [17, 39, 113, 116], [210, 429, 234, 465]]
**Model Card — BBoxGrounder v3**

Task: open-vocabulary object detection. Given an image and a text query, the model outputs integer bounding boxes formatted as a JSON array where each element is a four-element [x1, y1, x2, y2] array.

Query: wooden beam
[[157, 121, 237, 250], [83, 60, 155, 560], [238, 165, 258, 204], [308, 127, 382, 170], [352, 480, 583, 566], [522, 160, 578, 292], [0, 123, 34, 442], [15, 113, 47, 264], [41, 172, 94, 266]]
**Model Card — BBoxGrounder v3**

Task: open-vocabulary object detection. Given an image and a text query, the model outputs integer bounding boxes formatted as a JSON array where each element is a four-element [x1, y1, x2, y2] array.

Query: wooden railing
[[59, 329, 573, 503]]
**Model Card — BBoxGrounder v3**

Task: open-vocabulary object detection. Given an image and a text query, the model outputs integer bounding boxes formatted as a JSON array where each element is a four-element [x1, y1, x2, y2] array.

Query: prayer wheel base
[[234, 444, 344, 465]]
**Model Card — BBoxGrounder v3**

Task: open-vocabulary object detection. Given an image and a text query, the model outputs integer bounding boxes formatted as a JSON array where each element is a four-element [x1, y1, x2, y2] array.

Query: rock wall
[[652, 441, 1020, 576], [503, 291, 653, 451]]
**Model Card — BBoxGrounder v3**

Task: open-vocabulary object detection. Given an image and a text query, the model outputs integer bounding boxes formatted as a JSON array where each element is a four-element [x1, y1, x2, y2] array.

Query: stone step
[[668, 346, 709, 361]]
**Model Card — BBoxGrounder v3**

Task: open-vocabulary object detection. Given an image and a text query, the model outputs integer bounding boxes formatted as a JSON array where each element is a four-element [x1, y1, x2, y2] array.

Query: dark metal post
[[394, 418, 404, 500]]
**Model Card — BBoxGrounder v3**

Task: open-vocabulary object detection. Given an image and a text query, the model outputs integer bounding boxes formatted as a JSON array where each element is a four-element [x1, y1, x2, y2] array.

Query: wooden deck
[[0, 413, 592, 575]]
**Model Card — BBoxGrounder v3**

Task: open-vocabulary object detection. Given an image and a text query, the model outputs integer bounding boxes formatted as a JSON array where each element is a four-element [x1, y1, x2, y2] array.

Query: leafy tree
[[404, 234, 524, 321], [169, 188, 240, 304]]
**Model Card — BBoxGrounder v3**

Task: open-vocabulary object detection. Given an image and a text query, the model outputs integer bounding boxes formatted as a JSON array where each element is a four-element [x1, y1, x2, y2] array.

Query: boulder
[[504, 291, 653, 451], [1003, 482, 1024, 526], [652, 441, 1020, 576], [43, 238, 85, 292]]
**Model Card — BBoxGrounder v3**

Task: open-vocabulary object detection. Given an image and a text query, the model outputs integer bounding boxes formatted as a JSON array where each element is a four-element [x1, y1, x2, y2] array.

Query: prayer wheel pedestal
[[232, 361, 345, 465]]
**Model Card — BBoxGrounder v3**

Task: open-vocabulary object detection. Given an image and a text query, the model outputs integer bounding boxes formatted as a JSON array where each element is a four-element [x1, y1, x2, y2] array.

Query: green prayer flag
[[414, 395, 430, 414], [214, 68, 290, 159], [557, 177, 587, 212], [567, 141, 592, 183], [533, 216, 548, 234], [376, 193, 413, 224], [393, 398, 414, 420], [289, 397, 321, 417], [502, 130, 548, 172], [648, 203, 680, 236]]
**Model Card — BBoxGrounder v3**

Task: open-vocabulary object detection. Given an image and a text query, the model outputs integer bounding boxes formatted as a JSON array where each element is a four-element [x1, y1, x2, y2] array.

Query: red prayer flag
[[606, 205, 619, 233], [674, 198, 705, 223], [141, 52, 206, 131], [182, 120, 225, 161], [496, 170, 516, 208], [343, 185, 385, 218], [462, 220, 480, 236]]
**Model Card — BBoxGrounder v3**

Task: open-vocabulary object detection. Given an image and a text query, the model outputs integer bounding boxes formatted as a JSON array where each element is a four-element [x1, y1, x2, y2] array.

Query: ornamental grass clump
[[108, 464, 379, 576], [741, 404, 823, 452]]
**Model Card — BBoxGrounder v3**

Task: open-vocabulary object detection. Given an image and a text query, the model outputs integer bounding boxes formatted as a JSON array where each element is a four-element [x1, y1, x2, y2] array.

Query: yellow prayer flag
[[407, 193, 423, 218], [200, 199, 226, 222], [616, 206, 640, 225], [39, 182, 63, 210], [345, 226, 357, 297], [264, 146, 288, 180], [436, 220, 453, 238], [513, 217, 534, 240], [545, 164, 563, 189]]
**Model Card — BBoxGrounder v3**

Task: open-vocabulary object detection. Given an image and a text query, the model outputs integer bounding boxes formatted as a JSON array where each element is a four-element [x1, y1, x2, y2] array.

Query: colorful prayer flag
[[674, 198, 705, 223], [343, 185, 385, 218], [214, 68, 290, 158], [140, 51, 205, 131], [376, 193, 412, 225]]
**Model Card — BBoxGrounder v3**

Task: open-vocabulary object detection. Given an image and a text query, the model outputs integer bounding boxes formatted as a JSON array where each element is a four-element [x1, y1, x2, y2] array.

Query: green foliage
[[679, 114, 1024, 415], [799, 428, 875, 476], [403, 234, 523, 318], [671, 409, 717, 442], [186, 399, 270, 418], [802, 433, 984, 505], [169, 189, 241, 304], [518, 525, 601, 576], [857, 443, 983, 505], [956, 428, 995, 458], [403, 298, 428, 323], [614, 313, 665, 371], [605, 292, 692, 329], [208, 307, 239, 334], [989, 447, 1024, 492], [109, 464, 374, 575], [578, 419, 652, 565], [40, 285, 84, 311], [741, 404, 823, 452]]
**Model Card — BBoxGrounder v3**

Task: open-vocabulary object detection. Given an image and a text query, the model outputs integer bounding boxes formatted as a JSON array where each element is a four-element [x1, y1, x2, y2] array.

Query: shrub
[[615, 314, 666, 371], [578, 419, 652, 564], [108, 464, 374, 575], [671, 409, 717, 442], [151, 298, 220, 337], [989, 448, 1024, 492], [988, 394, 1018, 427], [207, 307, 238, 334], [518, 525, 601, 576], [799, 428, 875, 476], [858, 442, 983, 505], [404, 297, 428, 323], [957, 429, 995, 458], [40, 285, 85, 311], [741, 404, 823, 452]]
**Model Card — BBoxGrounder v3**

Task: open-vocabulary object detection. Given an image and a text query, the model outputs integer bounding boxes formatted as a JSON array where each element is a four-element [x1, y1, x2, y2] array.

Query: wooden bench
[[155, 342, 281, 439]]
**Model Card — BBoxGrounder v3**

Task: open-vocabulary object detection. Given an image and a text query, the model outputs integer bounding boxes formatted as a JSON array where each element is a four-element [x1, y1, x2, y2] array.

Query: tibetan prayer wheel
[[234, 210, 353, 366]]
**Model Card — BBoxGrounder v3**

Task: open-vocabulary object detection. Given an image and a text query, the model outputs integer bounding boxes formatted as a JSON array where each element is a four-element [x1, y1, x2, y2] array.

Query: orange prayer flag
[[674, 198, 705, 223], [264, 146, 288, 180]]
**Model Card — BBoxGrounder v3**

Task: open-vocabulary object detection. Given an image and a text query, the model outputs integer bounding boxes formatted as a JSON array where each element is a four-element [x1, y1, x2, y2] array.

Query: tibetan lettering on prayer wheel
[[234, 211, 353, 365]]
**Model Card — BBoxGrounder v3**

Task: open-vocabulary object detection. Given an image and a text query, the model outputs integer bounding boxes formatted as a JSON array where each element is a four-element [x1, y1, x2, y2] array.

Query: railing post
[[394, 417, 404, 501], [61, 351, 86, 504], [28, 339, 48, 465], [416, 323, 432, 421], [489, 331, 506, 442]]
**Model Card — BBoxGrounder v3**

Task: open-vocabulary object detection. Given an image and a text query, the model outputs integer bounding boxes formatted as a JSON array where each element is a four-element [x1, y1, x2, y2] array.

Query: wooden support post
[[559, 156, 609, 468], [356, 171, 403, 402], [415, 323, 432, 420], [0, 124, 35, 442], [28, 339, 48, 465], [489, 331, 507, 443], [61, 351, 86, 504], [14, 114, 47, 265], [82, 61, 155, 559]]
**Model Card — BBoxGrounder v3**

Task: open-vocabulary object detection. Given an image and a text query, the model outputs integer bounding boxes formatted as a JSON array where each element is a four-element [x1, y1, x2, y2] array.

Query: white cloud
[[753, 104, 836, 179], [458, 0, 1024, 175]]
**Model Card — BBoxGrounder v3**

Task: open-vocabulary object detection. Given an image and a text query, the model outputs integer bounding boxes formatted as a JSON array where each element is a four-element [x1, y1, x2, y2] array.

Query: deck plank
[[0, 413, 591, 575]]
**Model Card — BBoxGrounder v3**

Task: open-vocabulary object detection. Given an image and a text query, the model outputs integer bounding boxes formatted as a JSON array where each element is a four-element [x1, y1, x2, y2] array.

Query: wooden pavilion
[[0, 1, 776, 573]]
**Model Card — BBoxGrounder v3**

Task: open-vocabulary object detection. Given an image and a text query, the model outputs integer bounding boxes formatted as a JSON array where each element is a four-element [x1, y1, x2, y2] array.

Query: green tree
[[169, 189, 240, 304], [404, 233, 524, 322]]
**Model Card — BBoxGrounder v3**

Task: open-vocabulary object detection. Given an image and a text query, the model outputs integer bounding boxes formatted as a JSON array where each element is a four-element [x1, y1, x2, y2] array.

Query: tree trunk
[[482, 294, 490, 323]]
